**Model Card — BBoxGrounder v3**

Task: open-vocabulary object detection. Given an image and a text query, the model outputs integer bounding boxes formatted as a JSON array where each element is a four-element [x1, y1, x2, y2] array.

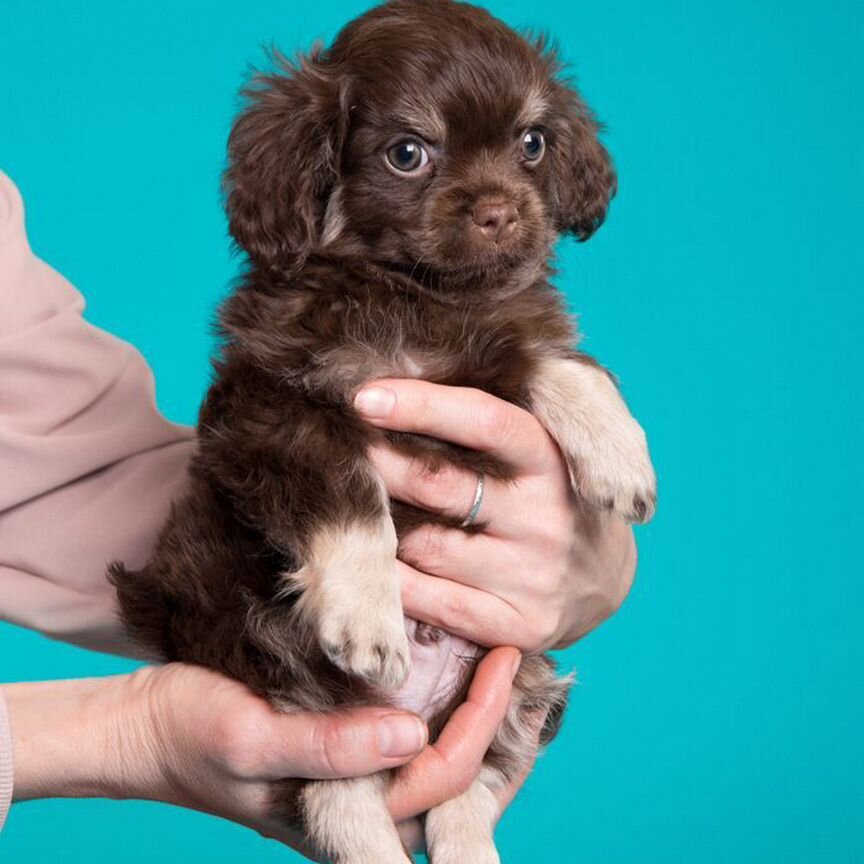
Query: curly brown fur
[[110, 2, 654, 861]]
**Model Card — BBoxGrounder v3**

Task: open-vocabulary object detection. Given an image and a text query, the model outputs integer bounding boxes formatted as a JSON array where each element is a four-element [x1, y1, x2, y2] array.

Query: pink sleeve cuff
[[0, 689, 13, 833]]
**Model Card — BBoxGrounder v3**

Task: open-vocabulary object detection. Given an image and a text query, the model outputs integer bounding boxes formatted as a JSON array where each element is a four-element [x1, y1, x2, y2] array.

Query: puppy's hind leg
[[425, 653, 571, 864], [425, 765, 503, 864], [301, 773, 412, 864]]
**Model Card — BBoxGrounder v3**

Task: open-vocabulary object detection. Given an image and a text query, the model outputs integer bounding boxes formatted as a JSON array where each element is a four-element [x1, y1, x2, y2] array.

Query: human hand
[[3, 648, 521, 859], [145, 649, 524, 857], [355, 379, 638, 652]]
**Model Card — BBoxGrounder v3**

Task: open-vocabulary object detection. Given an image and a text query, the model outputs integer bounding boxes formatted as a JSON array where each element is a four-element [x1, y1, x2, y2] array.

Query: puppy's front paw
[[289, 521, 411, 690], [576, 414, 657, 524], [528, 357, 657, 525], [318, 581, 411, 689]]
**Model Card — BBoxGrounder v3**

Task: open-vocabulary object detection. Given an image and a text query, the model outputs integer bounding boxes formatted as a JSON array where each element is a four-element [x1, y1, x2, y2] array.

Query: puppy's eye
[[521, 128, 546, 163], [385, 139, 429, 174]]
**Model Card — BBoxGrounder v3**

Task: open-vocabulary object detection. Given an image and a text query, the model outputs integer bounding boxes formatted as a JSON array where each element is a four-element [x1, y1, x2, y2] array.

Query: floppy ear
[[547, 85, 617, 241], [224, 49, 349, 268]]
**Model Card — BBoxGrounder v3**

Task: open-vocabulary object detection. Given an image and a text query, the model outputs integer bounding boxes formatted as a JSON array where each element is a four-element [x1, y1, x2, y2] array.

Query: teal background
[[2, 0, 862, 862]]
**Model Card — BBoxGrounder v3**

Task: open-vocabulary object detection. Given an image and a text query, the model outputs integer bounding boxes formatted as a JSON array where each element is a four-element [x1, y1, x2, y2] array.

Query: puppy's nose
[[472, 198, 519, 243]]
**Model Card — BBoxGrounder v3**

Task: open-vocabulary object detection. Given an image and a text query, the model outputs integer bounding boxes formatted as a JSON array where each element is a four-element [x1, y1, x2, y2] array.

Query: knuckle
[[438, 590, 470, 632], [491, 602, 556, 652], [518, 489, 573, 543], [413, 460, 458, 500], [310, 716, 352, 776], [475, 399, 515, 444], [446, 753, 483, 797], [410, 525, 449, 569], [211, 706, 269, 779], [511, 617, 542, 652], [530, 609, 561, 649], [535, 508, 576, 549], [416, 390, 437, 428], [536, 566, 564, 599]]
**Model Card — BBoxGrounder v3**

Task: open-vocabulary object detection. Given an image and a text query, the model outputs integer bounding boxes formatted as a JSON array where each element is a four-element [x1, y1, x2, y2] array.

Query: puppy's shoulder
[[496, 279, 578, 353]]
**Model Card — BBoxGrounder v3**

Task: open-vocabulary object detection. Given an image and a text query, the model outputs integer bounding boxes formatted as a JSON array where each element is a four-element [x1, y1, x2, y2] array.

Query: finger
[[386, 646, 521, 823], [261, 707, 428, 780], [370, 442, 503, 526], [397, 523, 511, 589], [354, 379, 556, 475], [398, 560, 528, 649]]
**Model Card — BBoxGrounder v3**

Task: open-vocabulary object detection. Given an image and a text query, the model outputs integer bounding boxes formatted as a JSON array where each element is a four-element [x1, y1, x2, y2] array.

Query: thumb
[[261, 707, 428, 780]]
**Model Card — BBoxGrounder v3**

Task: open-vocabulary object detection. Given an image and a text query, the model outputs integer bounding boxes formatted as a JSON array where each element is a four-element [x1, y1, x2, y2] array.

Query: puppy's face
[[337, 53, 560, 281], [225, 0, 616, 294]]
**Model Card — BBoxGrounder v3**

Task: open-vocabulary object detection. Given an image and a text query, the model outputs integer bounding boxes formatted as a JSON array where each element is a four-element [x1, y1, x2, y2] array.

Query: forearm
[[0, 438, 193, 657], [0, 171, 195, 654], [2, 672, 164, 804]]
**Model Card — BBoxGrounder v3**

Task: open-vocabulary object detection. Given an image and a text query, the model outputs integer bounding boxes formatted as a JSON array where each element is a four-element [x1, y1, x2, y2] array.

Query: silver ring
[[460, 471, 485, 527]]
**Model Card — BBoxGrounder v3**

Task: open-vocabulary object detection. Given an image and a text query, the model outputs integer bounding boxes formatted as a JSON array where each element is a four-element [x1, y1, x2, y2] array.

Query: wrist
[[3, 668, 166, 803]]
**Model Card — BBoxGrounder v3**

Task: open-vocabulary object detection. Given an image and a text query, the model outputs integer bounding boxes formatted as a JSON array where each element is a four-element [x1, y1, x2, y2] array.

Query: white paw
[[318, 574, 411, 689], [288, 521, 411, 690], [575, 413, 657, 524], [429, 842, 500, 864], [527, 357, 657, 525]]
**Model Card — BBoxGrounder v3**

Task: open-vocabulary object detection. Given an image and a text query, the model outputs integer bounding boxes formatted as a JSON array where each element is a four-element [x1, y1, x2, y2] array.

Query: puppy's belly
[[391, 616, 480, 720]]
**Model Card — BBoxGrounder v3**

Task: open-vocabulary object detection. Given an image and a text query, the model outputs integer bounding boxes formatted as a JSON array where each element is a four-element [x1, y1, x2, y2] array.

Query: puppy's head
[[225, 0, 616, 291]]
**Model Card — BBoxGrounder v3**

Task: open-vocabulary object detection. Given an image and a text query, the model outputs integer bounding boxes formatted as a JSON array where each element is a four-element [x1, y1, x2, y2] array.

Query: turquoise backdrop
[[2, 0, 862, 861]]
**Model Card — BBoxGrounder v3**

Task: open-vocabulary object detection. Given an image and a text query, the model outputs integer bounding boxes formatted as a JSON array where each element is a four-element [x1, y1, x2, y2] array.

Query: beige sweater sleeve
[[0, 171, 195, 656]]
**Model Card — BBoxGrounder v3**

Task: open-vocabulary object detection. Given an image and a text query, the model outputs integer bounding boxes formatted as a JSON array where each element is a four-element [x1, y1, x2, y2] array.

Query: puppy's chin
[[380, 245, 549, 303], [434, 249, 536, 283], [330, 222, 554, 298], [420, 228, 554, 284], [447, 234, 540, 269]]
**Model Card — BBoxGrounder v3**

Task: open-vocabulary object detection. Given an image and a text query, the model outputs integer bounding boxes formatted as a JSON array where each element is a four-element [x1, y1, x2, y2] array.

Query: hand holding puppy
[[4, 649, 521, 860], [359, 379, 638, 652]]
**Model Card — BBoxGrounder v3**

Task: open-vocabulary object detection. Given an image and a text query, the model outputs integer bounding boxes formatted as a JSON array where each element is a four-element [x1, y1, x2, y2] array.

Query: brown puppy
[[110, 1, 656, 861]]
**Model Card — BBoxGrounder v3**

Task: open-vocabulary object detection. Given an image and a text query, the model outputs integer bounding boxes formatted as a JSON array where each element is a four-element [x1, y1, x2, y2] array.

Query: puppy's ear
[[547, 85, 617, 241], [224, 49, 349, 267]]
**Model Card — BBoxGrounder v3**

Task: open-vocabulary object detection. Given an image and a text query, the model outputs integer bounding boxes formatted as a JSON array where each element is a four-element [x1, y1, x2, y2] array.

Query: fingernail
[[354, 387, 396, 419], [511, 652, 522, 679], [377, 713, 427, 757]]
